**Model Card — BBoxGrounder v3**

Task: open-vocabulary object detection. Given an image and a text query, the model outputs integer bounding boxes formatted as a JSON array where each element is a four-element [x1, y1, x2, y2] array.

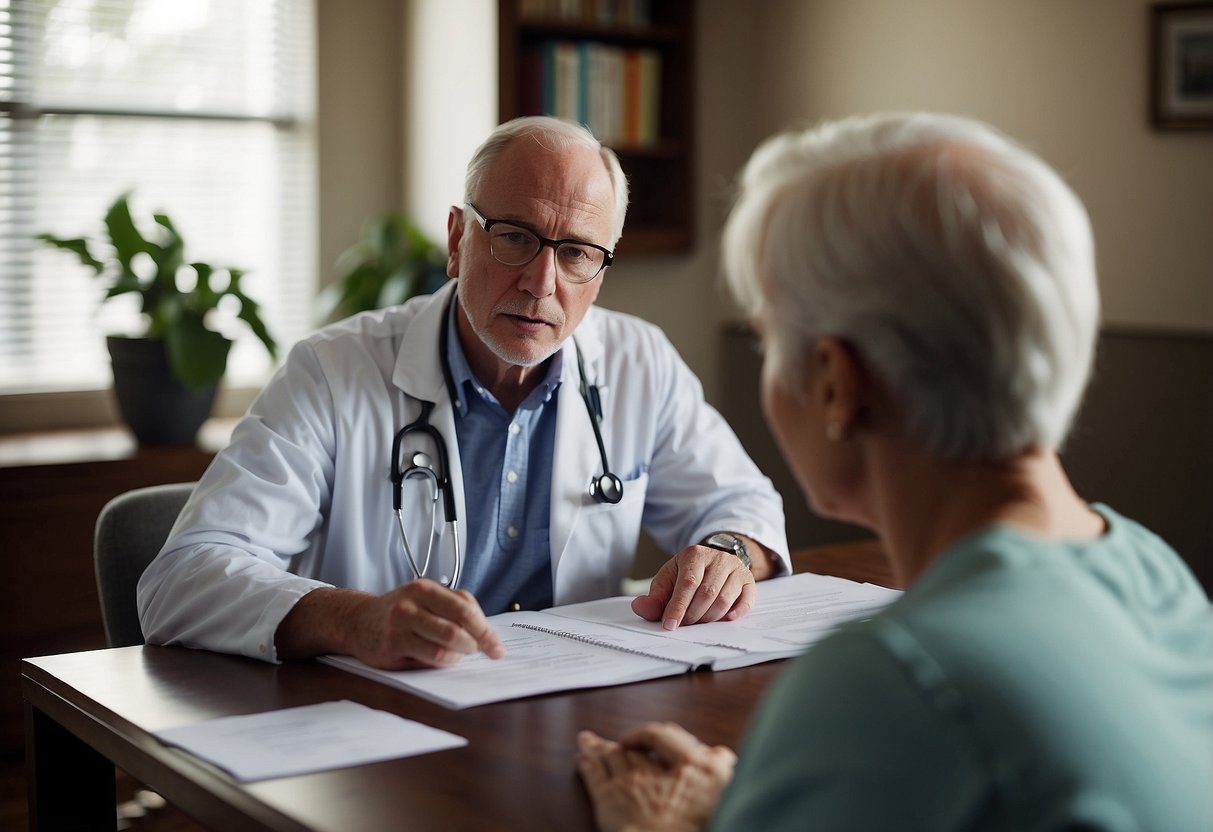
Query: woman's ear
[[446, 205, 465, 278], [812, 337, 865, 441]]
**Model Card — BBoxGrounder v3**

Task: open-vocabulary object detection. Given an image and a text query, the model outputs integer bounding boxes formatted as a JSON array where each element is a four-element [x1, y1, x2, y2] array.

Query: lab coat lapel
[[392, 281, 454, 401], [549, 310, 605, 576]]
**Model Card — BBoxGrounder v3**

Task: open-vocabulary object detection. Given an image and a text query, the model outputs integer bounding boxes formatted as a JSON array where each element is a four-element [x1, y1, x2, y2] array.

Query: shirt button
[[509, 422, 521, 435], [506, 470, 518, 484], [507, 526, 520, 539]]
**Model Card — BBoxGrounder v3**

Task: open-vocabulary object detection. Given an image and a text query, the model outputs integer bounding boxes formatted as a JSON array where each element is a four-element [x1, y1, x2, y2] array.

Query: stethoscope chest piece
[[589, 471, 623, 504]]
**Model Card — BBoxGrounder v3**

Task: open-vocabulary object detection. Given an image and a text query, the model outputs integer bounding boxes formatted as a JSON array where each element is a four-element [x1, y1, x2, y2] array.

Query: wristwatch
[[702, 532, 752, 570]]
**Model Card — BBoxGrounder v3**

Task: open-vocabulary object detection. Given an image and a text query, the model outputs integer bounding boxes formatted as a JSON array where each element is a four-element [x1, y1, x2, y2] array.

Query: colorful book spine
[[527, 40, 661, 149]]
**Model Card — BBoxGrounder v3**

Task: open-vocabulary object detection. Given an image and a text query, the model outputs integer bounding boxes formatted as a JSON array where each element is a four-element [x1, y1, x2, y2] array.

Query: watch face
[[705, 533, 750, 568]]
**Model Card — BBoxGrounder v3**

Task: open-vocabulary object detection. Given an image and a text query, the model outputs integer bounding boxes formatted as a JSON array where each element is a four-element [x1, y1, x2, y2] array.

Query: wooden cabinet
[[497, 0, 695, 254], [0, 426, 227, 757]]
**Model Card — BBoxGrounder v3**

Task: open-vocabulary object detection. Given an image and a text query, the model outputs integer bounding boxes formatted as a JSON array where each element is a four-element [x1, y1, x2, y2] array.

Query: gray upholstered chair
[[93, 481, 196, 648]]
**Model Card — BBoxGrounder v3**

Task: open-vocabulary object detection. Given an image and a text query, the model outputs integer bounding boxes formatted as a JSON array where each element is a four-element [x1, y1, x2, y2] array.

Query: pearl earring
[[826, 421, 844, 442]]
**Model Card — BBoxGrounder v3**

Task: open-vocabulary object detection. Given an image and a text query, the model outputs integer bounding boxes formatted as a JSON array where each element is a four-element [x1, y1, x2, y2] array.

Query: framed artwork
[[1150, 2, 1213, 129]]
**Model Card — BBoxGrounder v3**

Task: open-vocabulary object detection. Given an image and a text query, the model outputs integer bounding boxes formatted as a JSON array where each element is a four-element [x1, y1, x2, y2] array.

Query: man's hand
[[275, 580, 505, 669], [630, 543, 756, 630], [576, 723, 735, 832]]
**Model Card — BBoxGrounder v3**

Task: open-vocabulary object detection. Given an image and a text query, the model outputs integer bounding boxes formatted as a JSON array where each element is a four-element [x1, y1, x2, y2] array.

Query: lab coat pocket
[[562, 471, 649, 602], [578, 469, 648, 514], [576, 470, 648, 553]]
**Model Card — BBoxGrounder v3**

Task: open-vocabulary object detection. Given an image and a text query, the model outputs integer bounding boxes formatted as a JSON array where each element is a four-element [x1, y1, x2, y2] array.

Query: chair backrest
[[94, 481, 196, 648]]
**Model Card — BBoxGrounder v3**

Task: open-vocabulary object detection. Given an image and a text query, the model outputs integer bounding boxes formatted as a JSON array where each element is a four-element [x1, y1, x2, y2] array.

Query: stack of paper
[[154, 700, 466, 782]]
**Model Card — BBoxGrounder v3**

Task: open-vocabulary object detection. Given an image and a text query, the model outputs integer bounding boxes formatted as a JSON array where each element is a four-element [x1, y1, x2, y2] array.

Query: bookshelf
[[497, 0, 695, 254]]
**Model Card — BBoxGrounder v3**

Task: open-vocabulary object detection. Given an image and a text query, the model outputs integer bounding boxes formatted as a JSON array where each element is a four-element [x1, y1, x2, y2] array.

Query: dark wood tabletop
[[792, 537, 899, 589], [24, 645, 786, 832], [23, 539, 894, 832]]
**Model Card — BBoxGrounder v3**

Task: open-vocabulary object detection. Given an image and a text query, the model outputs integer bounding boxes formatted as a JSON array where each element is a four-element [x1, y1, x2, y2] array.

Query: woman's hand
[[575, 722, 736, 832]]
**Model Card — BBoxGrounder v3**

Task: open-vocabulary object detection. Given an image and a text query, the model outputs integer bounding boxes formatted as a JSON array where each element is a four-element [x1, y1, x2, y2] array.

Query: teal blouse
[[712, 505, 1213, 831]]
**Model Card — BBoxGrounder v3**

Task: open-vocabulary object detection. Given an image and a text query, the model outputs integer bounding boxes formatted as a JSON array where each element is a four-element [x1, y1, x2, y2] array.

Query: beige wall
[[592, 0, 1213, 402], [316, 0, 405, 294], [401, 0, 499, 245], [748, 0, 1213, 335], [260, 0, 1213, 409]]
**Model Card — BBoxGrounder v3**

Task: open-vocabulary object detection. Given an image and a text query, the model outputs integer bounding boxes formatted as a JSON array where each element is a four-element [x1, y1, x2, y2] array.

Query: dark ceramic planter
[[107, 336, 218, 446]]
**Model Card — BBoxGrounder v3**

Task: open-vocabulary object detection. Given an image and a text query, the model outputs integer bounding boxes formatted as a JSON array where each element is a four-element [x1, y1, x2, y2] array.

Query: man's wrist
[[702, 532, 780, 580], [275, 586, 370, 661]]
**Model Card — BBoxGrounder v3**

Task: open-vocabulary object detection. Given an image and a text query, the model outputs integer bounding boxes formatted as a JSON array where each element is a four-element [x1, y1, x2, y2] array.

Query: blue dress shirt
[[444, 301, 561, 613]]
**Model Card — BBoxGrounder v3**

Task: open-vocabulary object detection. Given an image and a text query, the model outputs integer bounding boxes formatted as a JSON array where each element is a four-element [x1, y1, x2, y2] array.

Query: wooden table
[[792, 537, 897, 588], [23, 540, 894, 832]]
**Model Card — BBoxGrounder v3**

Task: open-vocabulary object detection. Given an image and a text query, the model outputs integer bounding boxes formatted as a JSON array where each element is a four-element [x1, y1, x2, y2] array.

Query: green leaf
[[231, 301, 277, 359], [189, 262, 220, 311], [103, 270, 143, 300], [404, 222, 435, 257], [151, 213, 186, 284], [378, 266, 419, 308], [104, 193, 152, 272], [165, 313, 231, 390], [35, 234, 105, 273], [146, 291, 184, 339], [324, 212, 443, 323]]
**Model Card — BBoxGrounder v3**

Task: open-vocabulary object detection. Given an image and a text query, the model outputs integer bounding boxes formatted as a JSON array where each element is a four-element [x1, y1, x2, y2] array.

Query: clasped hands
[[575, 722, 736, 832]]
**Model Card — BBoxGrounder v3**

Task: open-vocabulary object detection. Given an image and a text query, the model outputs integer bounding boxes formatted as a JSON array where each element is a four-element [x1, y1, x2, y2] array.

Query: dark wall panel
[[720, 326, 1213, 594]]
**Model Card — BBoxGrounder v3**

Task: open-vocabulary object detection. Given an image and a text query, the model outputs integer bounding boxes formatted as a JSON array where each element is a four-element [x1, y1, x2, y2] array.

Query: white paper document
[[322, 572, 901, 709], [550, 572, 902, 666], [153, 699, 467, 782]]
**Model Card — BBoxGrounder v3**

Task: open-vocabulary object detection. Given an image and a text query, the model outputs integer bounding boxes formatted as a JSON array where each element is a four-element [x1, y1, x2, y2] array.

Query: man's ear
[[446, 205, 465, 278], [812, 337, 865, 437]]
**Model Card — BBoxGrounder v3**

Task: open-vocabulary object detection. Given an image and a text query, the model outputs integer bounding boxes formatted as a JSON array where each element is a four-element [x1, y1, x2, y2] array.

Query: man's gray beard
[[473, 317, 563, 369]]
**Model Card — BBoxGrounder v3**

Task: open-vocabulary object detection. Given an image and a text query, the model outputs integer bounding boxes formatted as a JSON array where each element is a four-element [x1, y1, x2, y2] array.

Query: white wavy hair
[[463, 116, 630, 248], [723, 112, 1099, 462]]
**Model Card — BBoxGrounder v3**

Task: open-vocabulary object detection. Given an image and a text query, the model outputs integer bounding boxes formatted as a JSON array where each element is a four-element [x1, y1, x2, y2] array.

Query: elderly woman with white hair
[[575, 113, 1213, 831]]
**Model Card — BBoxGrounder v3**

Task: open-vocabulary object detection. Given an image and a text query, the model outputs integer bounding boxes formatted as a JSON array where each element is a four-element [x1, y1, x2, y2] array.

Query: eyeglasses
[[464, 203, 614, 284]]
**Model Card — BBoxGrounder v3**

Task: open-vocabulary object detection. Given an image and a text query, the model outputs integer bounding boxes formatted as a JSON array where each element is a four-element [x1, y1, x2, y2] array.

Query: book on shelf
[[518, 0, 653, 28], [522, 40, 662, 148], [320, 572, 901, 709]]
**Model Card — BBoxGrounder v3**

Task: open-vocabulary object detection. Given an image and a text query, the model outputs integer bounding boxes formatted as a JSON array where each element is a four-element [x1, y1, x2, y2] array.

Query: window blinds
[[0, 0, 315, 394]]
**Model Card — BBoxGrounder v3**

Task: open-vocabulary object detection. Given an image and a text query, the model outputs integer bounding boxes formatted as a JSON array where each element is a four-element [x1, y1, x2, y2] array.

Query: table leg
[[24, 701, 116, 831]]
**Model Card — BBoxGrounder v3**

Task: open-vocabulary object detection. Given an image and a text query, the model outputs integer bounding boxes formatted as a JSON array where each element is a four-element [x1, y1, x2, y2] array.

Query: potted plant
[[38, 192, 277, 445], [317, 211, 448, 323]]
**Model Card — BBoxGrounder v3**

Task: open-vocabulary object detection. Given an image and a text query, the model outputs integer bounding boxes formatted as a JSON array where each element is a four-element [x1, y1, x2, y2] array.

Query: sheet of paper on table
[[153, 699, 466, 782]]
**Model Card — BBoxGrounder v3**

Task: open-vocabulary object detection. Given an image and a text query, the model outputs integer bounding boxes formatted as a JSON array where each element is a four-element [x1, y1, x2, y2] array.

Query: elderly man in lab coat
[[138, 116, 789, 670]]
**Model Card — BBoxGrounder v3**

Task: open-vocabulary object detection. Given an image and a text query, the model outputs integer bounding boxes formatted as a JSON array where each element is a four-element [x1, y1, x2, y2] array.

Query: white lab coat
[[138, 282, 789, 661]]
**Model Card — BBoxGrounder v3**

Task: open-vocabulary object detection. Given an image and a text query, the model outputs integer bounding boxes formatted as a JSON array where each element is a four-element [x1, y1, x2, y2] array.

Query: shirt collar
[[445, 294, 565, 416]]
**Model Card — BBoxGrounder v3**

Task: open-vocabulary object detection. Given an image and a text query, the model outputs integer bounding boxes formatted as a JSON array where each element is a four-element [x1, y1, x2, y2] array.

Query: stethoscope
[[390, 295, 622, 589]]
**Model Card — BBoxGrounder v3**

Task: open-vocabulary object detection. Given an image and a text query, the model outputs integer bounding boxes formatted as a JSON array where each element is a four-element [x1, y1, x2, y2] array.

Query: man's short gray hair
[[723, 112, 1099, 462], [463, 116, 630, 247]]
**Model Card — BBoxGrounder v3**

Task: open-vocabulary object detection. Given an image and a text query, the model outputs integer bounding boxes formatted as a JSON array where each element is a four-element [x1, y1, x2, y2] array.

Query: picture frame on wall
[[1150, 2, 1213, 129]]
